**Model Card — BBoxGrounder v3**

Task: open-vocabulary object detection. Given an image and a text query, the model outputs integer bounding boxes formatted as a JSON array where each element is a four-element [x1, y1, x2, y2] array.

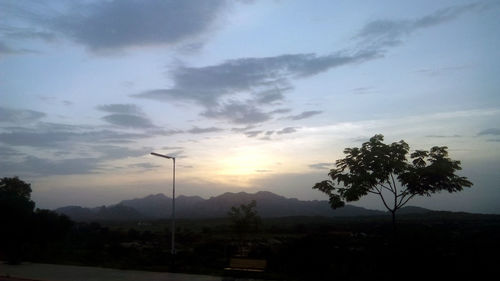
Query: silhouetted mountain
[[120, 193, 204, 218], [56, 204, 143, 221], [397, 206, 431, 215], [56, 191, 393, 221]]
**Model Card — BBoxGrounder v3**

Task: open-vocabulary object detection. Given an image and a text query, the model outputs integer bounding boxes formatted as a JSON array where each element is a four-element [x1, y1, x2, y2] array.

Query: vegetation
[[0, 177, 73, 264], [3, 176, 497, 280], [313, 134, 472, 228], [227, 200, 261, 238]]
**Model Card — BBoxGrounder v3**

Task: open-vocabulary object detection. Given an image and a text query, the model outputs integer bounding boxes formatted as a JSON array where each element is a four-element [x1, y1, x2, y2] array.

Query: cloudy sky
[[1, 0, 499, 213]]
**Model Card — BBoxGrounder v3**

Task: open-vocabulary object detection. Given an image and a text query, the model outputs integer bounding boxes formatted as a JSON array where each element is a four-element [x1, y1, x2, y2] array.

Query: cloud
[[231, 125, 257, 132], [478, 128, 500, 136], [92, 145, 152, 160], [0, 156, 101, 176], [287, 110, 323, 120], [269, 108, 292, 115], [102, 114, 155, 128], [187, 126, 224, 134], [201, 101, 272, 124], [128, 162, 161, 170], [162, 146, 184, 150], [426, 134, 462, 138], [0, 106, 46, 123], [0, 122, 151, 148], [255, 169, 272, 173], [0, 146, 22, 158], [355, 2, 491, 49], [46, 0, 227, 52], [309, 163, 334, 170], [97, 104, 143, 115], [244, 130, 263, 138], [276, 127, 299, 135], [134, 51, 379, 106], [0, 41, 36, 56]]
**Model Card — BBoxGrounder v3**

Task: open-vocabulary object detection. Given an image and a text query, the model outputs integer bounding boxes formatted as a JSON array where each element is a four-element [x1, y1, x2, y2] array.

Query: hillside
[[56, 191, 400, 221]]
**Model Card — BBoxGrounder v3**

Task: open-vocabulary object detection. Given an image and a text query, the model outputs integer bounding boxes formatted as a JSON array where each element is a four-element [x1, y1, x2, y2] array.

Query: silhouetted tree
[[313, 134, 472, 230], [228, 200, 261, 254], [0, 177, 35, 263], [0, 177, 73, 263]]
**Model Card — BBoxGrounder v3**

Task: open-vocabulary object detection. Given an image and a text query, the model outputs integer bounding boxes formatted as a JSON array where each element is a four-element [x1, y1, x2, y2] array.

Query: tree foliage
[[0, 176, 33, 200], [313, 134, 472, 223], [228, 200, 261, 236], [0, 176, 72, 264]]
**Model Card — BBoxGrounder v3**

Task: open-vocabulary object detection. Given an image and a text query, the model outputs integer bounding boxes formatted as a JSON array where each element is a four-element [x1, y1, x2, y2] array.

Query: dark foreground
[[2, 212, 500, 281]]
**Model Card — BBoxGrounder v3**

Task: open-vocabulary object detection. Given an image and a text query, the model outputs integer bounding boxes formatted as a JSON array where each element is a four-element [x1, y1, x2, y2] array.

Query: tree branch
[[376, 190, 392, 212], [397, 193, 415, 209], [380, 183, 394, 194]]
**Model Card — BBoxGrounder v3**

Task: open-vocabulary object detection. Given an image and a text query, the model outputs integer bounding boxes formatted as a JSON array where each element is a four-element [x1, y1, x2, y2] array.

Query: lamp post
[[150, 152, 176, 268]]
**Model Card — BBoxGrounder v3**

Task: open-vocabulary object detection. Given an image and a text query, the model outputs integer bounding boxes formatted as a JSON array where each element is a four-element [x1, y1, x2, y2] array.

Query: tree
[[0, 176, 33, 200], [313, 134, 472, 229], [228, 200, 261, 257], [0, 177, 35, 263], [228, 200, 261, 236]]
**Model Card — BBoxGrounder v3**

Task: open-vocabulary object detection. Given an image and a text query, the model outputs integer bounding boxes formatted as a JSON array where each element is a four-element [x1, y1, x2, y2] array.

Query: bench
[[224, 258, 267, 272]]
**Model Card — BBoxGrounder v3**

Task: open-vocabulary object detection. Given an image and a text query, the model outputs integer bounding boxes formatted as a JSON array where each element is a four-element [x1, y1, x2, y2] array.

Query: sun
[[215, 147, 273, 176]]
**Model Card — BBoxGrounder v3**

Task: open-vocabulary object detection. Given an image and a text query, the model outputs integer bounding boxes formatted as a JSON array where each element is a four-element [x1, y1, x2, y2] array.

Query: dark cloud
[[287, 110, 322, 120], [128, 162, 161, 170], [201, 102, 272, 124], [355, 2, 491, 49], [48, 0, 227, 52], [254, 87, 290, 104], [0, 122, 150, 148], [102, 114, 155, 128], [0, 106, 46, 123], [187, 126, 223, 134], [92, 145, 152, 160], [269, 108, 292, 115], [0, 156, 101, 176], [276, 127, 299, 135], [351, 87, 374, 95], [309, 162, 334, 170], [162, 146, 184, 150], [0, 41, 36, 56], [426, 134, 462, 138], [0, 25, 57, 42], [134, 51, 379, 106], [244, 130, 263, 138], [478, 128, 500, 136], [97, 104, 142, 115], [0, 146, 22, 158], [231, 125, 257, 132]]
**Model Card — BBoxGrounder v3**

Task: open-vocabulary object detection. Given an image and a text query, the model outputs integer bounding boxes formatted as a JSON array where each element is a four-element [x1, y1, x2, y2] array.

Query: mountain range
[[55, 191, 430, 221]]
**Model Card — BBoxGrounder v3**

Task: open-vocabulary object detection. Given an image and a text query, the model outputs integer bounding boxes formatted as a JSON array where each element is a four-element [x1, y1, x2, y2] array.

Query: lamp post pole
[[150, 152, 176, 269]]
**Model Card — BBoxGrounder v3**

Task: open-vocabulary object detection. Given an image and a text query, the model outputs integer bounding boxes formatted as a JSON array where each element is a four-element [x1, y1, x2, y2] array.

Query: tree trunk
[[391, 210, 397, 240]]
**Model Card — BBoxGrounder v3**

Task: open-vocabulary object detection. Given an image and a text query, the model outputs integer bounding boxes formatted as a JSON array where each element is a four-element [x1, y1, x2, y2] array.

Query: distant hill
[[55, 191, 433, 221], [56, 204, 144, 221]]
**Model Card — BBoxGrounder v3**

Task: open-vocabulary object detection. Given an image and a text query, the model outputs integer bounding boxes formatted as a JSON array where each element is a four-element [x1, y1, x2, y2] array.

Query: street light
[[150, 152, 176, 264]]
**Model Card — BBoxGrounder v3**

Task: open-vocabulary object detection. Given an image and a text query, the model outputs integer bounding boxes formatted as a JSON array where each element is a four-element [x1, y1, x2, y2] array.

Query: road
[[0, 262, 225, 281]]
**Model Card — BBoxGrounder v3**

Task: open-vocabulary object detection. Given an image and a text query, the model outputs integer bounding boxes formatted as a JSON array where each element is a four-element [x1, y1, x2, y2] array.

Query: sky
[[1, 0, 500, 214]]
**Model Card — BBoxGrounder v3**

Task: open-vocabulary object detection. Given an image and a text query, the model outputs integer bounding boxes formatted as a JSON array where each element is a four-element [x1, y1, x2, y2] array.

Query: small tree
[[228, 200, 261, 236], [228, 200, 261, 256], [313, 134, 472, 229]]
